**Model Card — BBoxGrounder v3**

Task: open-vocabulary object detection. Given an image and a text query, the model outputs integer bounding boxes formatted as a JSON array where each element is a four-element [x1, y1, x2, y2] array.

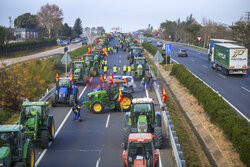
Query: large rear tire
[[49, 117, 55, 141], [122, 127, 130, 150], [25, 144, 35, 167], [119, 93, 133, 112], [91, 101, 105, 114], [40, 130, 49, 149], [154, 127, 163, 149]]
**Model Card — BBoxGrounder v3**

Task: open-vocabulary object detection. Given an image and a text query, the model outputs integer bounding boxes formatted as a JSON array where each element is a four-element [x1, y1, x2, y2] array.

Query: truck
[[208, 39, 238, 60], [211, 43, 248, 75]]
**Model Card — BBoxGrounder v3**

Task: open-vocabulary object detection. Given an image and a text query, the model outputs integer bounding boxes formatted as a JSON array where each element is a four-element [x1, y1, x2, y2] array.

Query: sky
[[0, 0, 250, 32]]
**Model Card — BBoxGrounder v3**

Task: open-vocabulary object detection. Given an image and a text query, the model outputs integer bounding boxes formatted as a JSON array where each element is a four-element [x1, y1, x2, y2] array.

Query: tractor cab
[[83, 54, 99, 77], [71, 61, 88, 85], [131, 57, 150, 78], [130, 47, 143, 58], [122, 133, 160, 167], [84, 54, 94, 66]]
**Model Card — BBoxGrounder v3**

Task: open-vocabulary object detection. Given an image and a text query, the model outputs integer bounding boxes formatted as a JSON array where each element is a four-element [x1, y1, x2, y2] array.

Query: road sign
[[139, 33, 144, 43], [61, 52, 72, 65], [197, 36, 202, 42], [165, 44, 172, 55], [153, 51, 163, 63]]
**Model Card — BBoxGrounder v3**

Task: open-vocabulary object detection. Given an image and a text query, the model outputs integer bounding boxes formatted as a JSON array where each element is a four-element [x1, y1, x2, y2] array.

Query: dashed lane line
[[218, 73, 226, 79], [105, 114, 110, 128], [241, 87, 250, 93]]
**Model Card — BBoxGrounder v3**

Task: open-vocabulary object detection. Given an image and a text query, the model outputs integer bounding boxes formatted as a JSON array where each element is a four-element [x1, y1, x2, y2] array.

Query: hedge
[[0, 38, 57, 55], [170, 64, 250, 166], [142, 42, 170, 64]]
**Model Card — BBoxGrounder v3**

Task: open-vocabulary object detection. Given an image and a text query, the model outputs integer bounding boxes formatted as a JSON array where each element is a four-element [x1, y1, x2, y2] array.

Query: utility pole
[[246, 12, 250, 22], [8, 16, 12, 28]]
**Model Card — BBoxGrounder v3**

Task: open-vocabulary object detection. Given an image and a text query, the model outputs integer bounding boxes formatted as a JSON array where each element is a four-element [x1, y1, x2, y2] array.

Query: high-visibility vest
[[108, 47, 110, 51], [142, 77, 145, 84], [127, 66, 131, 72], [104, 60, 108, 65], [123, 65, 127, 72], [104, 66, 108, 72], [113, 66, 117, 72]]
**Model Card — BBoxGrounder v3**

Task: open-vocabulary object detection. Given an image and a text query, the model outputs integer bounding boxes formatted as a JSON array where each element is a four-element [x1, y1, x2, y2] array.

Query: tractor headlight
[[33, 133, 36, 140], [74, 73, 79, 77], [60, 93, 65, 97]]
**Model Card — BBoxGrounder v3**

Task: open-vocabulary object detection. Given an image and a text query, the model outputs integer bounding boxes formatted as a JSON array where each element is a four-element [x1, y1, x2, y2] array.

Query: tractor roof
[[132, 98, 154, 104], [135, 57, 145, 60], [59, 77, 70, 80], [128, 133, 153, 142], [0, 125, 23, 132], [88, 90, 107, 96], [73, 61, 85, 63], [22, 101, 48, 106]]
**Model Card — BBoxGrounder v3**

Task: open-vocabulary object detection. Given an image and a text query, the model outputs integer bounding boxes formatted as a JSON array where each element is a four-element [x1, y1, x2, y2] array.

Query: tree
[[73, 18, 83, 37], [37, 3, 63, 38], [0, 26, 7, 44], [160, 20, 177, 41], [62, 23, 73, 37], [14, 13, 38, 29]]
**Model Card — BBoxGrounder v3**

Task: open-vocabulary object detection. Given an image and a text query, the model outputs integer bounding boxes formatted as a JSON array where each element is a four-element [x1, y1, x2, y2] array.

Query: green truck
[[211, 43, 248, 75]]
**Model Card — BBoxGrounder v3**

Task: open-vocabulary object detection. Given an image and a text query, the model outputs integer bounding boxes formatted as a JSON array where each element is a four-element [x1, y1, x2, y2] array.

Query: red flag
[[87, 47, 91, 54], [56, 73, 59, 82], [162, 88, 167, 102], [95, 40, 97, 44], [70, 73, 74, 82], [100, 73, 104, 83], [102, 48, 108, 57], [118, 90, 123, 103], [104, 72, 107, 80], [110, 72, 114, 80], [124, 78, 128, 86]]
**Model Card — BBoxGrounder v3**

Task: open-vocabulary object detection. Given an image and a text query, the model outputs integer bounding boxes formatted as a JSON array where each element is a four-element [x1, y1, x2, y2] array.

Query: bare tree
[[37, 3, 63, 38]]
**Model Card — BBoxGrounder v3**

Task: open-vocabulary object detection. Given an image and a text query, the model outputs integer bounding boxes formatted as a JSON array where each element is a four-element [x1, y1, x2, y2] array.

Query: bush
[[170, 64, 250, 166]]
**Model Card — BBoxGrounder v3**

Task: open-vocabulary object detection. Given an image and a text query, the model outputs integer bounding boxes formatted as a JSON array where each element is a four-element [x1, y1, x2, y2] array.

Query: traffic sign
[[197, 36, 202, 42], [153, 51, 163, 63], [61, 52, 72, 65], [165, 44, 172, 55]]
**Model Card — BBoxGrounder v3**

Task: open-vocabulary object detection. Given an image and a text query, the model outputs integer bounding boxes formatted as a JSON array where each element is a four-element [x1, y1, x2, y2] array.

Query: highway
[[35, 37, 175, 167], [150, 39, 250, 121]]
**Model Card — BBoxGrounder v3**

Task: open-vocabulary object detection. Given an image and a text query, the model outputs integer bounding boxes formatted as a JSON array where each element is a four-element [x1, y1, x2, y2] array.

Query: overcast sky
[[0, 0, 249, 32]]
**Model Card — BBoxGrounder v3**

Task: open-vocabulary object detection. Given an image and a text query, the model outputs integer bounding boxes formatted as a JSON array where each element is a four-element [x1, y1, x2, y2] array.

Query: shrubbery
[[170, 64, 250, 166], [0, 38, 57, 55], [142, 42, 170, 64]]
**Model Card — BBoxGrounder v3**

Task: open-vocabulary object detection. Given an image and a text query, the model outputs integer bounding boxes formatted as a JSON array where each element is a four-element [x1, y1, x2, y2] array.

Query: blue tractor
[[51, 77, 79, 107]]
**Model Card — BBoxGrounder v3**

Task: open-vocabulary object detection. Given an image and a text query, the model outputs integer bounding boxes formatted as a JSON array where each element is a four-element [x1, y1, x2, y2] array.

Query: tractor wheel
[[40, 130, 49, 149], [83, 75, 87, 86], [154, 127, 163, 149], [91, 101, 105, 114], [51, 95, 57, 107], [128, 86, 134, 93], [49, 118, 55, 141], [122, 127, 130, 150], [119, 93, 132, 112], [69, 95, 75, 106], [155, 160, 159, 167], [25, 144, 35, 167]]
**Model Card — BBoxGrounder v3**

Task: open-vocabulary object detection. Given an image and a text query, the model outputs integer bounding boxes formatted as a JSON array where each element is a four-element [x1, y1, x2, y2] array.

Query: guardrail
[[150, 69, 186, 167]]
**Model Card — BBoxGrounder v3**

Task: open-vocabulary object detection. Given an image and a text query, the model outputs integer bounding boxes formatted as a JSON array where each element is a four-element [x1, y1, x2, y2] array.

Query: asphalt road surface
[[35, 37, 175, 167], [150, 39, 250, 121]]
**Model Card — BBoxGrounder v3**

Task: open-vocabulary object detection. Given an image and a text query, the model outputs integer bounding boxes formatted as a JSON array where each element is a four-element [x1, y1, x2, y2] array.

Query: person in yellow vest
[[108, 47, 110, 54], [104, 65, 108, 73], [127, 65, 131, 76], [123, 65, 127, 76], [113, 65, 117, 75], [104, 59, 108, 66]]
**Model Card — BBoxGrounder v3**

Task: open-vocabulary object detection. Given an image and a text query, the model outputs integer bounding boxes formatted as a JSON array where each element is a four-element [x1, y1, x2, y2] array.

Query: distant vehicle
[[156, 41, 163, 47], [58, 40, 67, 46], [106, 76, 137, 93], [63, 39, 70, 45], [71, 38, 81, 43], [208, 39, 238, 61], [82, 37, 88, 45], [178, 49, 188, 57], [211, 43, 248, 75], [147, 39, 152, 43]]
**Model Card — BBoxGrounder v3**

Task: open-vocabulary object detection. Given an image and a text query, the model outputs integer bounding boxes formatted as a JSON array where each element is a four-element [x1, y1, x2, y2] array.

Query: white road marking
[[145, 88, 149, 98], [242, 87, 250, 93], [105, 114, 110, 128], [191, 59, 195, 62], [159, 151, 163, 167], [96, 158, 101, 167], [35, 78, 93, 167], [119, 60, 121, 63], [218, 73, 226, 79], [201, 65, 208, 69]]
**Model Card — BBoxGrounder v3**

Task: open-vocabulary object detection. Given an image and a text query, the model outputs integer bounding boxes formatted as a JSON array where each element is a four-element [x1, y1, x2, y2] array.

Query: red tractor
[[122, 133, 160, 167]]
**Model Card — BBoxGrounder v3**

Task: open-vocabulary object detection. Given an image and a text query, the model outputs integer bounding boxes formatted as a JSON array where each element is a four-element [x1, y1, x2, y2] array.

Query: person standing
[[73, 103, 83, 121], [113, 65, 117, 75], [123, 65, 127, 76], [127, 65, 131, 76]]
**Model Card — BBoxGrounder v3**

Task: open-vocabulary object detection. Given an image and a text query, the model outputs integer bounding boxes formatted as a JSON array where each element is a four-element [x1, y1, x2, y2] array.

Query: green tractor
[[122, 98, 163, 149], [0, 125, 35, 167], [71, 61, 89, 86], [131, 57, 150, 78], [19, 102, 55, 149], [127, 46, 143, 63], [83, 54, 99, 77], [83, 79, 133, 113]]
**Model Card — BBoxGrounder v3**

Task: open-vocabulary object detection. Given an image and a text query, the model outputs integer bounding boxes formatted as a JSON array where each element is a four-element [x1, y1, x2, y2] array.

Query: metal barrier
[[150, 69, 186, 167]]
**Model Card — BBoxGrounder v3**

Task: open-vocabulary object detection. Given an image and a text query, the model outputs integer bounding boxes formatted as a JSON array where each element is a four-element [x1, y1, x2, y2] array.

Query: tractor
[[0, 125, 35, 167], [122, 133, 160, 167], [83, 54, 99, 77], [122, 98, 163, 149], [127, 46, 143, 63], [51, 77, 79, 107], [19, 102, 55, 149], [83, 79, 133, 113], [91, 50, 105, 68], [131, 57, 150, 78], [71, 61, 89, 86]]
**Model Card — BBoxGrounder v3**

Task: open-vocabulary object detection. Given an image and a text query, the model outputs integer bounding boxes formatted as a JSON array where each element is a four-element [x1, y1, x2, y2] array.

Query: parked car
[[58, 40, 67, 46], [63, 39, 70, 45], [82, 37, 88, 45], [178, 49, 188, 57], [147, 39, 152, 43], [156, 41, 163, 47], [71, 38, 81, 43], [121, 76, 136, 93]]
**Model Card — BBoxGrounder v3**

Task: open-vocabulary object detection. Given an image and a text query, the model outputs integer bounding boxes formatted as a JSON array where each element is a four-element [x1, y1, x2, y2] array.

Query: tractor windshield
[[127, 142, 153, 166], [24, 106, 42, 116], [0, 132, 18, 147], [133, 104, 152, 113], [85, 56, 93, 62], [135, 59, 145, 65], [132, 49, 141, 55], [59, 79, 71, 87], [74, 63, 82, 69]]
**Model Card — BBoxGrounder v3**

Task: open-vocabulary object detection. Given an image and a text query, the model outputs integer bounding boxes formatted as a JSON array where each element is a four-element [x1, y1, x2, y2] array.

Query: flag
[[118, 90, 123, 103], [95, 40, 97, 44], [104, 72, 107, 80], [56, 73, 59, 82], [102, 48, 108, 57], [162, 88, 167, 102], [124, 78, 128, 86], [70, 73, 74, 82], [98, 38, 103, 42], [87, 47, 91, 54], [110, 72, 114, 80], [100, 73, 104, 83]]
